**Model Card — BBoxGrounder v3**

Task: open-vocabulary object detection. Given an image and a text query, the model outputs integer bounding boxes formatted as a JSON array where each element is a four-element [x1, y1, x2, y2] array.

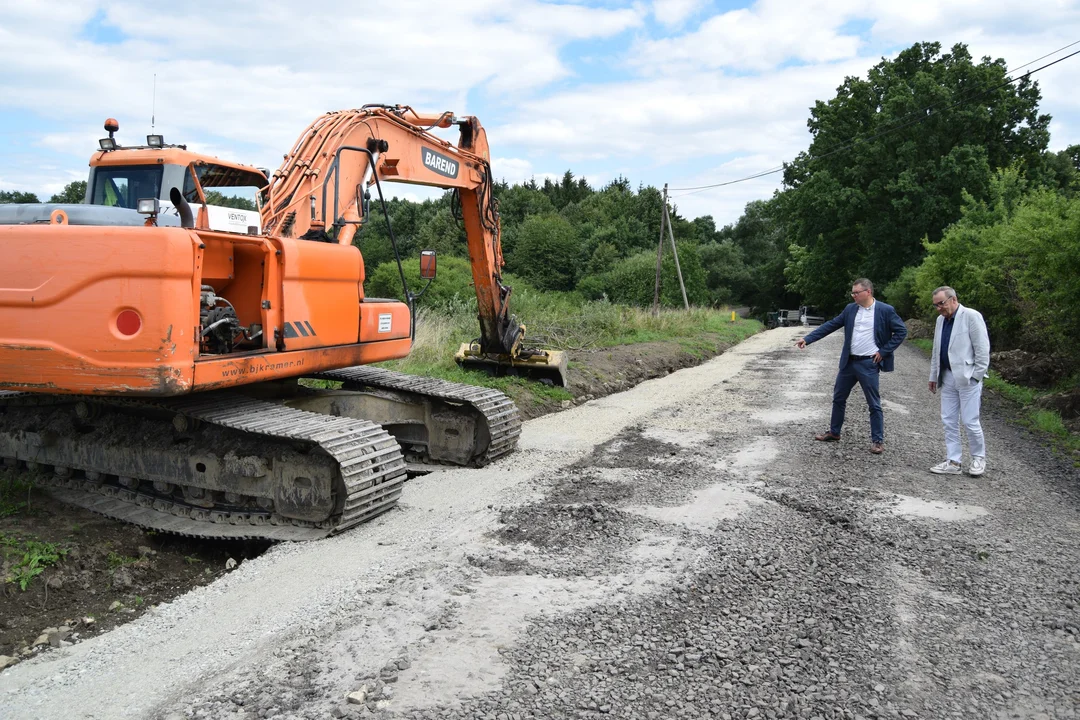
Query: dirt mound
[[1034, 388, 1080, 419], [904, 318, 933, 340], [513, 335, 740, 420], [991, 350, 1067, 388], [0, 486, 264, 661]]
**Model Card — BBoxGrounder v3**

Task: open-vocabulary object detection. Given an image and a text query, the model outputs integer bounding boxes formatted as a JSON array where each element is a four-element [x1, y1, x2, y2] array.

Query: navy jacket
[[803, 301, 908, 372]]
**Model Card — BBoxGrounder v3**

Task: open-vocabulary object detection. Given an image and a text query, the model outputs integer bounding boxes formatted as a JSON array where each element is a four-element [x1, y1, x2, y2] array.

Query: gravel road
[[2, 328, 1078, 720]]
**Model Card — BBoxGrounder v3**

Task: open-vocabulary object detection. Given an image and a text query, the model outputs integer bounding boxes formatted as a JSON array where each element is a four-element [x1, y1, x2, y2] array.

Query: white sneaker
[[930, 460, 962, 475], [968, 457, 986, 476]]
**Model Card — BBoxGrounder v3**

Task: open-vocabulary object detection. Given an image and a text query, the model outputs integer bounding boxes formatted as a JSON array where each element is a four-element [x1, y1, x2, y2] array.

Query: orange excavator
[[0, 105, 567, 540]]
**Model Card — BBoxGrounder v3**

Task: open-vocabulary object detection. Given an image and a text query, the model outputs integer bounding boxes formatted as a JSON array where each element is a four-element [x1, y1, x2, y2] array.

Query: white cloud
[[667, 154, 784, 226], [652, 0, 708, 27], [864, 0, 1077, 39], [491, 157, 535, 185], [632, 0, 866, 73], [493, 57, 871, 164], [4, 0, 1080, 225], [36, 132, 101, 157], [0, 0, 643, 155]]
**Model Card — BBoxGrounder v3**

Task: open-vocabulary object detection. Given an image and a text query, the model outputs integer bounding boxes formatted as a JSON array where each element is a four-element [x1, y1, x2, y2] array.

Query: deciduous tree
[[783, 42, 1049, 312], [48, 181, 87, 204]]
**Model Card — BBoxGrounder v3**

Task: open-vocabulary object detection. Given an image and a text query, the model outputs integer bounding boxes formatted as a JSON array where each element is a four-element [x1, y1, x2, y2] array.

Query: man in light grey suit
[[928, 286, 991, 476]]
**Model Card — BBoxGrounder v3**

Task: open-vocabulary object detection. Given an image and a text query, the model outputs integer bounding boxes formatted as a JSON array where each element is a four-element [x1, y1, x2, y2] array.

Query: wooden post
[[663, 185, 689, 310], [651, 189, 666, 317]]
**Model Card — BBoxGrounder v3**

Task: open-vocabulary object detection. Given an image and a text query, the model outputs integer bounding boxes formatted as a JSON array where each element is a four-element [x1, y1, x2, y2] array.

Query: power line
[[669, 41, 1080, 198], [807, 48, 1079, 164], [1006, 39, 1080, 75], [669, 166, 785, 196]]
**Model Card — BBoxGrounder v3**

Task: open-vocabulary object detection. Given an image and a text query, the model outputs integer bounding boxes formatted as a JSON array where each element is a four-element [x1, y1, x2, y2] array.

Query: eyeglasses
[[932, 299, 951, 308], [850, 289, 869, 297]]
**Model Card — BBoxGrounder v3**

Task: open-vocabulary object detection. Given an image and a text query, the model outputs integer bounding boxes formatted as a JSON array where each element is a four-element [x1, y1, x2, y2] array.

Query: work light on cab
[[99, 117, 120, 151], [137, 198, 160, 215]]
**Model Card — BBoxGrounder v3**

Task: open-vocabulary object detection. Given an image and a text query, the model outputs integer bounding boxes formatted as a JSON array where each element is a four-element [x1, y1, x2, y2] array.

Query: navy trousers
[[830, 358, 883, 443]]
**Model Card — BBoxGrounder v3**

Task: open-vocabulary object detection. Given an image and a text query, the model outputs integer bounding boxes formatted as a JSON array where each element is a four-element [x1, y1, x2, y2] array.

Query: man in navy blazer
[[795, 278, 908, 454]]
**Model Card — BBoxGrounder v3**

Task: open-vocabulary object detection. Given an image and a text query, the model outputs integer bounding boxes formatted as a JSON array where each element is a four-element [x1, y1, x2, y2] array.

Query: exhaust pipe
[[170, 187, 194, 229]]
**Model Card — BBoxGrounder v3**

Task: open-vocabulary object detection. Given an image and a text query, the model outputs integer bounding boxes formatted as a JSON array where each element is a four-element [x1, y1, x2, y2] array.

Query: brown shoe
[[814, 431, 841, 442], [869, 442, 884, 454]]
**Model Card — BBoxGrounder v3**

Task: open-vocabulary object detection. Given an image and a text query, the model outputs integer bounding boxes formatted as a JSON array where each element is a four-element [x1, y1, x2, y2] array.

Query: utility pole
[[664, 185, 689, 310], [652, 184, 689, 315], [651, 188, 665, 316]]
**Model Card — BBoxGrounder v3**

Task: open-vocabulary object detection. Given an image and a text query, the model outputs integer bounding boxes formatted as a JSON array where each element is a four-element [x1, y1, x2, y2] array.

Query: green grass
[[371, 301, 760, 389], [984, 372, 1079, 457], [0, 470, 35, 518], [984, 372, 1038, 405], [106, 551, 140, 570], [908, 338, 933, 354], [1, 533, 67, 591], [301, 301, 759, 417], [298, 300, 760, 399], [1030, 409, 1070, 438]]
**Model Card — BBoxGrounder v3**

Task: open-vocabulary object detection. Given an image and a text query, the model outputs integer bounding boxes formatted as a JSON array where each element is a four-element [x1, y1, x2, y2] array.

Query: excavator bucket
[[455, 343, 569, 387]]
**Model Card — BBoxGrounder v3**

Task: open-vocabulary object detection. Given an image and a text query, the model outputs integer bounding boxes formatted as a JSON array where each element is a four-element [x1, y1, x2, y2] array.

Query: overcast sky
[[2, 0, 1079, 225]]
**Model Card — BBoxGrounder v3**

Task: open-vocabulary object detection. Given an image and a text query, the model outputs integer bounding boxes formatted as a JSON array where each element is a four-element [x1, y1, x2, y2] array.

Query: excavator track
[[308, 366, 521, 465], [0, 391, 406, 541]]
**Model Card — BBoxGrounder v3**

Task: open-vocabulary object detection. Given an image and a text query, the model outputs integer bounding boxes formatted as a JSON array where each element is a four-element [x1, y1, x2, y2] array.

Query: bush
[[508, 214, 582, 291], [882, 265, 919, 319], [912, 171, 1080, 362], [575, 274, 608, 301], [589, 245, 708, 308], [366, 255, 478, 313], [699, 239, 750, 306]]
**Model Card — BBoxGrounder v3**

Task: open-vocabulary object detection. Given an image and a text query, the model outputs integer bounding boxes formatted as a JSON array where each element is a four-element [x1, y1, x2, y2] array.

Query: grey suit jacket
[[929, 304, 991, 385]]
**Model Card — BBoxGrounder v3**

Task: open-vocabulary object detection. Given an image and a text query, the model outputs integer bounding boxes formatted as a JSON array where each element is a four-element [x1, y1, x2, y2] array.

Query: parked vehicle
[[776, 309, 802, 327], [800, 306, 825, 327]]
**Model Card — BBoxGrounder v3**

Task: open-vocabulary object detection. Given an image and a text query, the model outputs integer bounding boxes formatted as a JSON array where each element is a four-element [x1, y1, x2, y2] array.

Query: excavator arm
[[262, 105, 566, 383]]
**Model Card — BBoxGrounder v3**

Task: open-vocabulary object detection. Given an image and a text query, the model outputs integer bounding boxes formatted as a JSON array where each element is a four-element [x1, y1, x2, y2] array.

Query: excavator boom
[[262, 104, 567, 383]]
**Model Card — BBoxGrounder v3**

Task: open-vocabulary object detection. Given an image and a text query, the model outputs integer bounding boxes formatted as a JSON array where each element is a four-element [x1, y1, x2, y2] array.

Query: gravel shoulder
[[2, 328, 1078, 720]]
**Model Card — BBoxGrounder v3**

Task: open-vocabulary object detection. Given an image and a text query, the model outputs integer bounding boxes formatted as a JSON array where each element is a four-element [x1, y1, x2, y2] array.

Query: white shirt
[[849, 301, 879, 356]]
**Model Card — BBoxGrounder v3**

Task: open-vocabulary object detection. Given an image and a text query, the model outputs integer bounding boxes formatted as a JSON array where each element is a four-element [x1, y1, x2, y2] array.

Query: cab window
[[91, 166, 164, 209], [183, 163, 266, 210]]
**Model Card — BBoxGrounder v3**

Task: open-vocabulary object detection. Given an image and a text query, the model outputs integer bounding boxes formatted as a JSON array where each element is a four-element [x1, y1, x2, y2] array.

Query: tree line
[[0, 181, 85, 205], [363, 41, 1079, 366], [356, 174, 778, 311]]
